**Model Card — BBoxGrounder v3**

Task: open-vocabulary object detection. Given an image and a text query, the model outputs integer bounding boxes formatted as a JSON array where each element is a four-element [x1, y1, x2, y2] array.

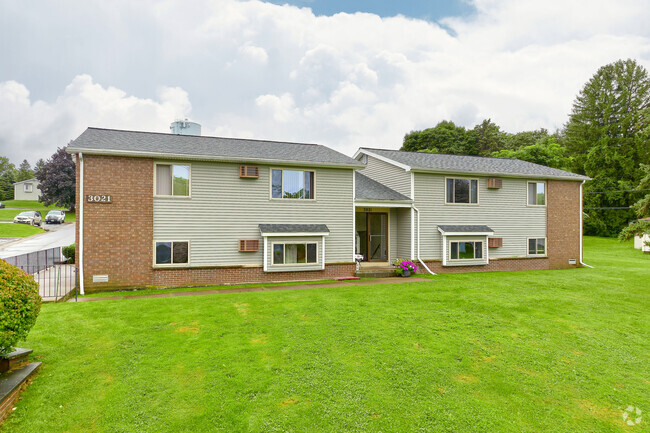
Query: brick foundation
[[419, 257, 550, 273], [152, 263, 356, 288]]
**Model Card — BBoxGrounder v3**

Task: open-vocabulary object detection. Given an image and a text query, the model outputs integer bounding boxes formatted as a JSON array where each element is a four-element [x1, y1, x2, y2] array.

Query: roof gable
[[355, 172, 411, 202]]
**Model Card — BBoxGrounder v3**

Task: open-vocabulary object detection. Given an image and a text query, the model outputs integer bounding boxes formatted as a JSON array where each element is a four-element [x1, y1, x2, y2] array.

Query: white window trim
[[269, 167, 316, 201], [527, 181, 547, 207], [271, 242, 319, 266], [444, 177, 480, 205], [153, 240, 191, 267], [24, 183, 33, 193], [526, 237, 547, 257], [449, 240, 485, 261], [153, 162, 192, 198], [440, 234, 490, 266]]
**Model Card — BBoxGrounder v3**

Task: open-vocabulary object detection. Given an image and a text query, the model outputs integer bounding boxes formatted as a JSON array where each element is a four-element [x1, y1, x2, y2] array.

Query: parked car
[[14, 211, 42, 226], [45, 210, 66, 224], [0, 202, 4, 209]]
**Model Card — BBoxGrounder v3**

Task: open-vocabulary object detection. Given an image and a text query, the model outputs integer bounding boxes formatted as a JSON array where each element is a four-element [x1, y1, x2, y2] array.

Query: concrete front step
[[355, 269, 396, 278]]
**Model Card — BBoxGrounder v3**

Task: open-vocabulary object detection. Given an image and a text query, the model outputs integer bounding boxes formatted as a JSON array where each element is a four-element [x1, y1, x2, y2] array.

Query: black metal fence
[[3, 247, 77, 302]]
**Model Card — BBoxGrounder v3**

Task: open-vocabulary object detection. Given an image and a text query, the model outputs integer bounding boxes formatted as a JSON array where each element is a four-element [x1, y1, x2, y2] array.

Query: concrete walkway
[[75, 277, 428, 302]]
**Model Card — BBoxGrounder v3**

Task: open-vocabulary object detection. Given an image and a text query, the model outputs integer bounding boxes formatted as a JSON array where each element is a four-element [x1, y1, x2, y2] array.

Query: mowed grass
[[5, 237, 649, 432], [0, 223, 45, 237], [81, 279, 375, 297], [0, 200, 60, 209]]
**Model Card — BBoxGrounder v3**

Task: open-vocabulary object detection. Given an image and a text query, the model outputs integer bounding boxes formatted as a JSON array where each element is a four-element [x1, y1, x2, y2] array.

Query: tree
[[34, 158, 45, 173], [503, 128, 550, 151], [35, 147, 76, 210], [16, 159, 34, 182], [402, 121, 479, 155], [0, 157, 16, 201], [619, 163, 650, 241], [491, 137, 572, 170], [473, 119, 506, 156], [564, 59, 650, 236]]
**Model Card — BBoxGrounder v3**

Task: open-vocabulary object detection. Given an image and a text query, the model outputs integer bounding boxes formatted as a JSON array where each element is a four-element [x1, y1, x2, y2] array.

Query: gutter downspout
[[79, 153, 85, 295], [579, 180, 594, 268], [412, 205, 435, 275]]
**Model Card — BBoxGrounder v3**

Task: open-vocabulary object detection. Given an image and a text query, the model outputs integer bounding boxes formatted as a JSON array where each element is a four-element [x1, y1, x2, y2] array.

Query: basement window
[[155, 241, 189, 265], [450, 241, 483, 260], [528, 238, 546, 256], [272, 243, 318, 265]]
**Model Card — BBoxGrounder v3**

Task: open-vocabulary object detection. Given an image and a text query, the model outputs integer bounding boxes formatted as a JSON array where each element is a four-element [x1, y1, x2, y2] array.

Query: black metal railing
[[3, 247, 77, 302]]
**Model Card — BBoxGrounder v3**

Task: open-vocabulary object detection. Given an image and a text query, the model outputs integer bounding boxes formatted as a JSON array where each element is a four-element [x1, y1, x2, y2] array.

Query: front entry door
[[356, 212, 388, 262]]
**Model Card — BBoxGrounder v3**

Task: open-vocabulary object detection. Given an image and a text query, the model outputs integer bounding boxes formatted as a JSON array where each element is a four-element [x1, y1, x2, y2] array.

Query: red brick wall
[[547, 180, 582, 269], [152, 263, 356, 288], [78, 155, 154, 289], [419, 257, 549, 273]]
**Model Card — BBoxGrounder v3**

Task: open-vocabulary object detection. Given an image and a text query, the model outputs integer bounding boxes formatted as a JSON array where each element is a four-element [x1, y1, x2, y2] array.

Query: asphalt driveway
[[0, 223, 75, 258]]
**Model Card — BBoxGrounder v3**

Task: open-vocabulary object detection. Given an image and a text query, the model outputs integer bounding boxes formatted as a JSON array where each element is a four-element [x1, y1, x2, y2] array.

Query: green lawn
[[5, 237, 649, 432], [0, 200, 57, 209], [81, 279, 375, 297], [0, 223, 45, 237], [0, 200, 75, 222]]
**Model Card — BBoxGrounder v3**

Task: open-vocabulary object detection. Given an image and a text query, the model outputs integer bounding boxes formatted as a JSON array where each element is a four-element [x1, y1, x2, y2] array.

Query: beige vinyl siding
[[154, 161, 354, 267], [359, 155, 412, 198], [389, 208, 398, 262], [414, 174, 546, 259], [395, 208, 412, 259], [266, 236, 324, 272], [13, 180, 41, 201]]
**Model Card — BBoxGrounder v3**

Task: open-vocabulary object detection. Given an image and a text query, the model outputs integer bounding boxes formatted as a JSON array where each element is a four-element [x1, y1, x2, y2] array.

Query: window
[[155, 241, 189, 265], [272, 243, 318, 265], [528, 182, 546, 206], [446, 178, 478, 204], [528, 238, 546, 256], [24, 183, 33, 193], [271, 169, 314, 199], [156, 164, 190, 196], [450, 241, 483, 260]]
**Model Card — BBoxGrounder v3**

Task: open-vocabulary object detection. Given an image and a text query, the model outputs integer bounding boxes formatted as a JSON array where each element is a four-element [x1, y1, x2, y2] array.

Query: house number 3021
[[86, 194, 112, 203]]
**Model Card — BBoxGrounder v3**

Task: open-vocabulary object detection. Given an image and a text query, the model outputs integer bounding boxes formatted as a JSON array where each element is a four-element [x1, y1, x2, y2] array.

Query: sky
[[0, 0, 649, 165]]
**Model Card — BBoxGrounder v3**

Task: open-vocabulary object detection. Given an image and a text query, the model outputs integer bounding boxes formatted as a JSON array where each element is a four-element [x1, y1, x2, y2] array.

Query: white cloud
[[0, 75, 192, 163], [0, 0, 649, 162]]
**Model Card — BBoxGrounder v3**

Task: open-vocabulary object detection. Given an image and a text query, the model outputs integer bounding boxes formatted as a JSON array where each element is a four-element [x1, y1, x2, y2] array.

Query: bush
[[62, 244, 75, 264], [0, 260, 41, 355]]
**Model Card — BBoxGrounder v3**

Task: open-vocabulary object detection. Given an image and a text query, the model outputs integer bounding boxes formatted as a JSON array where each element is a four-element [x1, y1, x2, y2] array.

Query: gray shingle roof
[[438, 225, 494, 233], [68, 128, 364, 168], [355, 172, 412, 202], [360, 148, 590, 180], [259, 224, 330, 234]]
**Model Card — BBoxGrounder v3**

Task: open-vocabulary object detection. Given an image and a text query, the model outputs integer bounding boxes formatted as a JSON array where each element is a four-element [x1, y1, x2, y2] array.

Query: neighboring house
[[68, 127, 590, 293], [633, 217, 650, 253], [353, 148, 590, 273], [13, 178, 41, 201], [67, 128, 363, 293]]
